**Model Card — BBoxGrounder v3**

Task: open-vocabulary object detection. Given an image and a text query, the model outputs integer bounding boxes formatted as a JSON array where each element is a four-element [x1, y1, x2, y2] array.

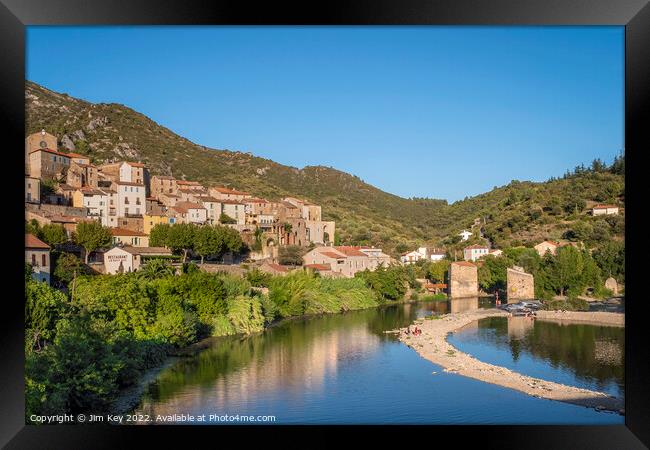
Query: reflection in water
[[450, 297, 479, 313], [449, 317, 624, 397], [507, 316, 535, 340], [132, 301, 623, 424]]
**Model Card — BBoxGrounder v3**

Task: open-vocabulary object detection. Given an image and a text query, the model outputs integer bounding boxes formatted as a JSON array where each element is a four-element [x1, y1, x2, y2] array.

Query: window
[[42, 254, 47, 267], [31, 254, 36, 265], [125, 207, 129, 215]]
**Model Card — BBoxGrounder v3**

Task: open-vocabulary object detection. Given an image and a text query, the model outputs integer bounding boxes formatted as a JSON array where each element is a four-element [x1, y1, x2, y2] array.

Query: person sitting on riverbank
[[404, 327, 411, 335]]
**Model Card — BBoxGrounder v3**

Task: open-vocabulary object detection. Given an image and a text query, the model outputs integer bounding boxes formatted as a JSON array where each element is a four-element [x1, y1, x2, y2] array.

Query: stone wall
[[25, 203, 88, 218], [507, 267, 535, 301], [449, 262, 478, 299]]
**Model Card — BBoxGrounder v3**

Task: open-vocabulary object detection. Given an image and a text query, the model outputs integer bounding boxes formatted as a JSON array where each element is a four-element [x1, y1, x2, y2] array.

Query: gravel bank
[[535, 310, 624, 327], [397, 309, 624, 414]]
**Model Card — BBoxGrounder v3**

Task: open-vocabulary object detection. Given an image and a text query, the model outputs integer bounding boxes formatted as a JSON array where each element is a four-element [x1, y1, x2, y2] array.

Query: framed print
[[1, 0, 649, 448]]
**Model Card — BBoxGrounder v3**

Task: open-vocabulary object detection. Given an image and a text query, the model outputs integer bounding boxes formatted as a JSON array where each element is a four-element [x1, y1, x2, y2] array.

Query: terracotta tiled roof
[[593, 204, 618, 209], [173, 201, 205, 213], [176, 180, 202, 186], [305, 263, 331, 271], [464, 244, 489, 250], [537, 240, 560, 247], [263, 262, 289, 272], [66, 152, 90, 159], [452, 261, 476, 267], [211, 186, 249, 195], [126, 162, 145, 168], [244, 198, 268, 203], [321, 251, 346, 259], [79, 187, 106, 196], [220, 199, 243, 205], [25, 233, 49, 249], [335, 246, 368, 257], [197, 196, 220, 203], [121, 246, 171, 255], [110, 228, 148, 237], [29, 148, 71, 158], [113, 180, 145, 186]]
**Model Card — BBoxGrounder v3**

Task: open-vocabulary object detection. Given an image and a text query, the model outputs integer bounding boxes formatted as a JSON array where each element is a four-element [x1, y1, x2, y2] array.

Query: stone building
[[448, 261, 478, 299], [210, 186, 251, 202], [25, 176, 40, 204], [506, 266, 535, 301], [150, 175, 178, 198], [66, 160, 98, 188], [534, 240, 560, 257], [28, 148, 71, 180], [25, 129, 57, 173]]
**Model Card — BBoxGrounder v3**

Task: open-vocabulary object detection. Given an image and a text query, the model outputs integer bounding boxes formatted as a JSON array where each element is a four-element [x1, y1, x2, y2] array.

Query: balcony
[[124, 213, 143, 218]]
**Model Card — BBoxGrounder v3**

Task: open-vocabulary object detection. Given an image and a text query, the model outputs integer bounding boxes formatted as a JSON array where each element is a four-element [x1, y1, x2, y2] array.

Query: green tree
[[426, 260, 450, 284], [278, 245, 305, 266], [478, 255, 514, 293], [74, 221, 112, 263], [137, 258, 176, 281], [40, 224, 68, 246], [592, 241, 625, 282], [25, 279, 68, 350], [194, 226, 224, 264], [219, 213, 237, 224], [53, 252, 89, 286], [222, 226, 244, 254], [166, 223, 196, 262], [26, 219, 41, 237], [149, 223, 171, 248]]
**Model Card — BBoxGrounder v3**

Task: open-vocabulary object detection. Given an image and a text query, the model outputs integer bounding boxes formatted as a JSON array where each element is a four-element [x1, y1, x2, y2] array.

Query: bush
[[542, 298, 589, 311], [227, 295, 265, 334]]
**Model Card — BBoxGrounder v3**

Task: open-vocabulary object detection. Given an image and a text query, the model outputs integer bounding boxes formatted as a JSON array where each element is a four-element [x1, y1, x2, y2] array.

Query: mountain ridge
[[25, 81, 624, 255]]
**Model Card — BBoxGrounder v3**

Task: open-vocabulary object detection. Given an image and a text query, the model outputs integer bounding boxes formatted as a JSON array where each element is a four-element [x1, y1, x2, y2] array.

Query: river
[[130, 299, 624, 424]]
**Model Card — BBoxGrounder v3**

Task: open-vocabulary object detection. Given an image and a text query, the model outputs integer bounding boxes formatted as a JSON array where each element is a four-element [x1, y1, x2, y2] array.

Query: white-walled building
[[104, 246, 172, 274], [401, 247, 446, 265], [534, 240, 560, 257], [464, 244, 489, 262], [172, 201, 208, 224], [401, 247, 428, 265], [220, 200, 246, 224], [112, 181, 146, 218], [72, 187, 110, 226], [26, 234, 51, 284], [592, 204, 619, 216]]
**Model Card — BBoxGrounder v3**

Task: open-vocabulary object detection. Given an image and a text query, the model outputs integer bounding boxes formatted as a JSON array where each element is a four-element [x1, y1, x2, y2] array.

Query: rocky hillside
[[26, 81, 624, 255]]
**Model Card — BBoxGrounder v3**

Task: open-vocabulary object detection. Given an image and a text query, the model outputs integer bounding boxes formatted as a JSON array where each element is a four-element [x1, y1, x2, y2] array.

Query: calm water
[[132, 299, 623, 424], [448, 316, 624, 398]]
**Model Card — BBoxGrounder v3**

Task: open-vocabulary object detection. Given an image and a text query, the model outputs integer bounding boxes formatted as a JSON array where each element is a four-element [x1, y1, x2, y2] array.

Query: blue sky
[[26, 26, 624, 202]]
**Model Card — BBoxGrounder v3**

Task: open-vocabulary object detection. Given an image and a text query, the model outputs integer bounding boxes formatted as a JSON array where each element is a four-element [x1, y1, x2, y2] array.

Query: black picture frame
[[2, 1, 648, 448]]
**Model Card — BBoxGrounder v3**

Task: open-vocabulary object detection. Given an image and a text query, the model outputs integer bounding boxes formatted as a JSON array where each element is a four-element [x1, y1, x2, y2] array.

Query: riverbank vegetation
[[405, 243, 621, 302], [25, 262, 415, 419]]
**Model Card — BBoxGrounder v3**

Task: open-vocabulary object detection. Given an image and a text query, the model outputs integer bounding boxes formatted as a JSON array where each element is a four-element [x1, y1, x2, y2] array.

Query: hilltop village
[[25, 128, 624, 301], [25, 129, 398, 281]]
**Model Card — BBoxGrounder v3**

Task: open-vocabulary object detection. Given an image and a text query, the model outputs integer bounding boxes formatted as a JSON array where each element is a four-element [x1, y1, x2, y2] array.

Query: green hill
[[25, 81, 624, 255]]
